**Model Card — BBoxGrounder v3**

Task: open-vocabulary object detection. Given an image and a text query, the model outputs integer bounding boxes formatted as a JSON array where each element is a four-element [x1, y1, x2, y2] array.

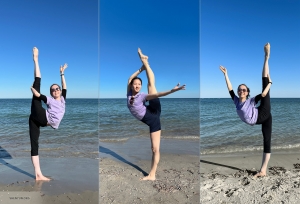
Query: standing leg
[[141, 130, 161, 180], [254, 43, 272, 178], [254, 115, 272, 178], [30, 47, 49, 181], [29, 117, 49, 180], [138, 48, 157, 94]]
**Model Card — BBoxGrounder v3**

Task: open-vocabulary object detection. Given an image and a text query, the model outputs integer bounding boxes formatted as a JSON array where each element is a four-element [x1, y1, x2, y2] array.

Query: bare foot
[[33, 47, 39, 61], [140, 175, 155, 181], [264, 43, 270, 58], [137, 48, 149, 65], [253, 171, 266, 179], [36, 173, 51, 181]]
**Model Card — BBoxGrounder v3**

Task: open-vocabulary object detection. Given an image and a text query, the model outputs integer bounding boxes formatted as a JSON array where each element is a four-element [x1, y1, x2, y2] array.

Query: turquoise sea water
[[200, 98, 300, 154]]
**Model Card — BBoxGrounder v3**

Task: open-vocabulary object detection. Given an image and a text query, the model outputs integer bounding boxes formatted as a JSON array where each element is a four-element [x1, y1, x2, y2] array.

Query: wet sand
[[0, 158, 98, 204], [99, 137, 200, 203], [200, 152, 300, 203]]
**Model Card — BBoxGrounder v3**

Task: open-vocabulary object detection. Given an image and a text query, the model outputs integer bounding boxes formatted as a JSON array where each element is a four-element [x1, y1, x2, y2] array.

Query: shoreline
[[0, 158, 98, 204]]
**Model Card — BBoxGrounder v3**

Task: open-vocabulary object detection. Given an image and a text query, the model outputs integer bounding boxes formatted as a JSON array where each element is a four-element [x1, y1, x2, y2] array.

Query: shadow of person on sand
[[0, 145, 35, 179], [200, 159, 243, 171], [99, 146, 148, 176]]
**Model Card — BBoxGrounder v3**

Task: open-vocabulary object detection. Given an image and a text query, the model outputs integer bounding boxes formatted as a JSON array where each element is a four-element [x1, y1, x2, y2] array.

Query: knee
[[151, 146, 160, 154]]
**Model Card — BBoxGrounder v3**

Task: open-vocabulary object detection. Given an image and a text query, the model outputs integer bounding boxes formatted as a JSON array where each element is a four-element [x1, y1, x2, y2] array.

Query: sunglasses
[[238, 88, 247, 92], [130, 96, 134, 105], [51, 87, 60, 92]]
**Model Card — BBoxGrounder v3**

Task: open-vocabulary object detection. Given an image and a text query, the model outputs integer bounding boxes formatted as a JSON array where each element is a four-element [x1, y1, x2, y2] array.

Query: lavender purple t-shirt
[[127, 90, 147, 120], [45, 96, 66, 129], [233, 95, 258, 125]]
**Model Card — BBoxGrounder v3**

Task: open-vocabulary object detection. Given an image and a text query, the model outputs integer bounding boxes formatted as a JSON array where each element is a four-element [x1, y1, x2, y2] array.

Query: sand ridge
[[200, 154, 300, 203]]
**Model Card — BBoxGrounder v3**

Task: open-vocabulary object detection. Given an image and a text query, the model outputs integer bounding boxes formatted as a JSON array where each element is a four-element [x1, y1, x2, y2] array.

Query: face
[[238, 85, 248, 99], [131, 79, 142, 93], [51, 85, 61, 99]]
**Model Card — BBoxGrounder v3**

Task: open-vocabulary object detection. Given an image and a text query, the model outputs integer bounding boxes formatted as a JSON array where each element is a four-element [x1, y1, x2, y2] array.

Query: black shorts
[[141, 98, 161, 133]]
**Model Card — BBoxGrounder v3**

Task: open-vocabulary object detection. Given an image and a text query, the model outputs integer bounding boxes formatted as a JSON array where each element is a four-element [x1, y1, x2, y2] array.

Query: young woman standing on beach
[[29, 47, 67, 180], [220, 43, 272, 178], [127, 48, 185, 180]]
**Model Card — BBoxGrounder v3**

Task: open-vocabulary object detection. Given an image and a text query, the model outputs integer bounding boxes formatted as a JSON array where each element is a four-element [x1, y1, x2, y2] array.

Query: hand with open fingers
[[219, 65, 227, 74], [172, 83, 186, 92], [60, 63, 68, 74]]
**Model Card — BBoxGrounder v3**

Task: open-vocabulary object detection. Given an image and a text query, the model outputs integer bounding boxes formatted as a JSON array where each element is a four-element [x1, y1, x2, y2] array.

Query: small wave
[[201, 143, 300, 155], [162, 136, 199, 140], [100, 137, 130, 142], [100, 135, 199, 142]]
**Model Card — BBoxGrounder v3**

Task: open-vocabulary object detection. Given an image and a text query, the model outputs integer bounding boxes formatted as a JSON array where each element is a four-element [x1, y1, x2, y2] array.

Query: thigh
[[150, 130, 161, 150], [148, 98, 161, 114]]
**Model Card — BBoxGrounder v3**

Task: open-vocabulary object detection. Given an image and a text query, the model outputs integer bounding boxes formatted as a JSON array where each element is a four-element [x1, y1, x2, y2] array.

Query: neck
[[239, 97, 247, 102], [132, 90, 139, 96]]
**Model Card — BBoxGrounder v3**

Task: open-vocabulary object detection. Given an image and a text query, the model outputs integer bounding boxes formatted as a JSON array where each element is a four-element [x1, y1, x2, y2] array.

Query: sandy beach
[[200, 152, 300, 203], [100, 137, 200, 203], [0, 158, 98, 204]]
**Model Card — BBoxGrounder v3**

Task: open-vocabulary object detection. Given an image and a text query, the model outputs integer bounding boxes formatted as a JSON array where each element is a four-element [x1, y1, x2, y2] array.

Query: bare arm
[[261, 74, 272, 97], [60, 63, 67, 90], [127, 65, 145, 93], [31, 87, 40, 97], [146, 83, 186, 101], [220, 65, 233, 91]]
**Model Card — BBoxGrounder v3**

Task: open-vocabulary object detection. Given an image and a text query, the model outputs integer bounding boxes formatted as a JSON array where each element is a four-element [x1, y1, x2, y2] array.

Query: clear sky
[[0, 1, 98, 98], [201, 0, 300, 98], [100, 0, 200, 98]]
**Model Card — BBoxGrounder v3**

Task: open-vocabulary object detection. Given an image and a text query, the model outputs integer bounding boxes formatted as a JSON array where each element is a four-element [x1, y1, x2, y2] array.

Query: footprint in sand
[[240, 177, 250, 186], [225, 188, 239, 197]]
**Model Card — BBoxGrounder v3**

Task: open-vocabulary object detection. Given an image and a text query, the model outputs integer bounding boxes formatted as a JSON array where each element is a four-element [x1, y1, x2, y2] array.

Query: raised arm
[[60, 63, 67, 90], [220, 65, 233, 91], [127, 65, 145, 93], [146, 83, 186, 101], [261, 74, 272, 97]]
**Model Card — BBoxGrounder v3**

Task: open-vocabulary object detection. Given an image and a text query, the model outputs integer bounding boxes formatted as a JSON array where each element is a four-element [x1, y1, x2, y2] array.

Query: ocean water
[[0, 99, 98, 159], [99, 98, 200, 141], [200, 98, 300, 154]]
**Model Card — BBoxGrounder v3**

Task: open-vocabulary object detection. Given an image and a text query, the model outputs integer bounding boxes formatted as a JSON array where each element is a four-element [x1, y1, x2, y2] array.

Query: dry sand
[[100, 138, 200, 203], [200, 153, 300, 203]]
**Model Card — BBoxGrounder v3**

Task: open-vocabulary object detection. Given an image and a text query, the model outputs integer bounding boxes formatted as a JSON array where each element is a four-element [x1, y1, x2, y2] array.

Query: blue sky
[[100, 0, 200, 98], [201, 0, 300, 98], [0, 1, 98, 98]]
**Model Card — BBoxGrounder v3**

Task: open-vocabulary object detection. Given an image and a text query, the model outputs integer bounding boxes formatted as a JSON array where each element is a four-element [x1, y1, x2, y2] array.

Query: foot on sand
[[140, 175, 156, 181], [36, 173, 51, 181], [253, 171, 266, 179], [264, 43, 270, 58]]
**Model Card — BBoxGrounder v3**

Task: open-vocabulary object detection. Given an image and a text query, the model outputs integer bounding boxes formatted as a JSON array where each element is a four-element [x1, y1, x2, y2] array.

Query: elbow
[[261, 93, 266, 97]]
